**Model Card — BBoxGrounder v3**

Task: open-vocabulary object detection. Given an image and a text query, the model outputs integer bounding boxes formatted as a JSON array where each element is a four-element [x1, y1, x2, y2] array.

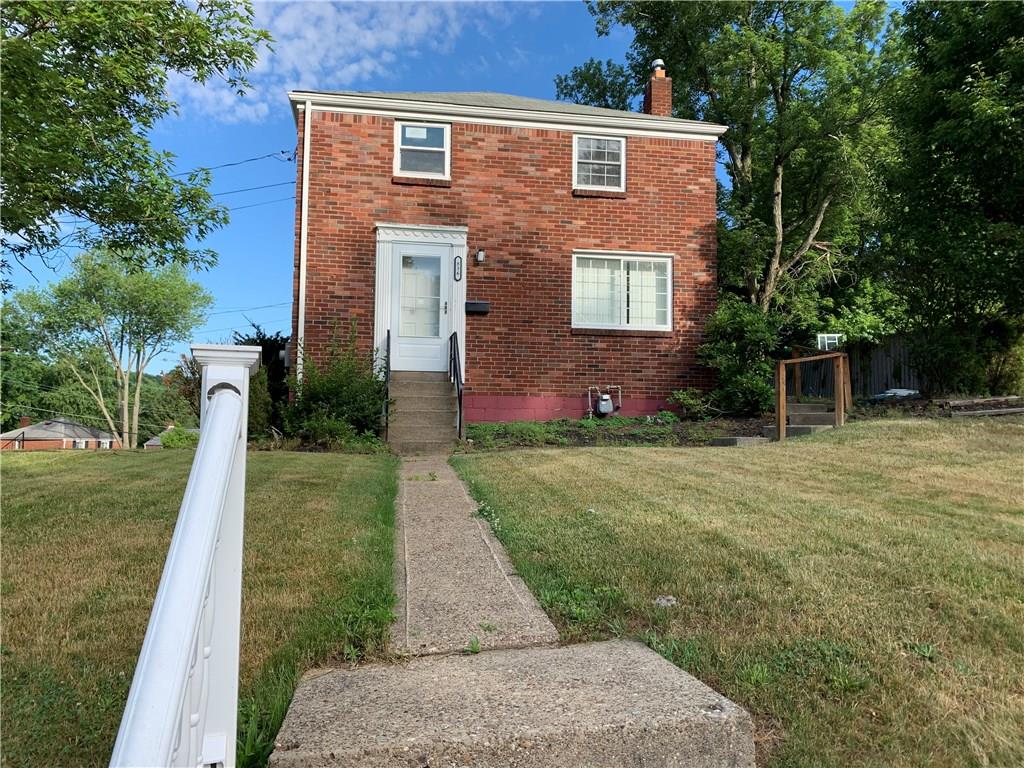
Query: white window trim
[[393, 120, 451, 180], [572, 134, 626, 192], [571, 249, 673, 332], [817, 333, 844, 351]]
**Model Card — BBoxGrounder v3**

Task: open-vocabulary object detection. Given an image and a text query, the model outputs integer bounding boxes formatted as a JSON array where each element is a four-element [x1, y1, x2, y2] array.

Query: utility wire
[[170, 150, 295, 178], [206, 301, 290, 316], [211, 181, 294, 197]]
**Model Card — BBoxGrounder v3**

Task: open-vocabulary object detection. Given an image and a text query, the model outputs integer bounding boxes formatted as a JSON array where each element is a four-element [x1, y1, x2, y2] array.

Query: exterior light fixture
[[475, 248, 486, 264]]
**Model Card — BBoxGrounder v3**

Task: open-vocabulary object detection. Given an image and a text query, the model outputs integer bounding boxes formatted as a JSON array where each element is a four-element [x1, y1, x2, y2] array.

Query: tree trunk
[[758, 159, 786, 311]]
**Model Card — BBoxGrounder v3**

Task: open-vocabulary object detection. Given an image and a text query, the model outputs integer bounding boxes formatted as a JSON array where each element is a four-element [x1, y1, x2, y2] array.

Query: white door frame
[[374, 222, 467, 375]]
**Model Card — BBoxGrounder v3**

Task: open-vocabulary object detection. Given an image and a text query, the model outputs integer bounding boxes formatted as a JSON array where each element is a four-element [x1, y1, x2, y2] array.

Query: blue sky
[[12, 1, 635, 373]]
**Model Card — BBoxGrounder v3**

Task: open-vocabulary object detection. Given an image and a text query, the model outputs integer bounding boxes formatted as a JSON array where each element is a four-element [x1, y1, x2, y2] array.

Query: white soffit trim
[[288, 91, 727, 142]]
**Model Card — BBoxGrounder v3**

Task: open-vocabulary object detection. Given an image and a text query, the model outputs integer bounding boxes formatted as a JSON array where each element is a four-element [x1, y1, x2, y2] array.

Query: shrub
[[698, 294, 784, 415], [284, 334, 388, 448], [160, 426, 199, 449], [667, 389, 712, 421], [911, 316, 1024, 396], [248, 368, 273, 438]]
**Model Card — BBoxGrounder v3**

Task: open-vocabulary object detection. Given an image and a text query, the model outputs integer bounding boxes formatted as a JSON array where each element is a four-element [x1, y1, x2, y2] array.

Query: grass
[[1, 449, 397, 768], [452, 417, 1024, 768]]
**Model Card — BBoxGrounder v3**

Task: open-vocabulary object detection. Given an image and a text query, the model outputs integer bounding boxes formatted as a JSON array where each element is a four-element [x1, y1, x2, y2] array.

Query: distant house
[[0, 417, 121, 451], [144, 426, 199, 450]]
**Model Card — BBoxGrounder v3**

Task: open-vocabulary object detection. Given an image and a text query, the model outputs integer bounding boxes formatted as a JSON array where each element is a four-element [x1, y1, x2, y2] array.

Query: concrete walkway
[[393, 455, 559, 655], [271, 453, 755, 768]]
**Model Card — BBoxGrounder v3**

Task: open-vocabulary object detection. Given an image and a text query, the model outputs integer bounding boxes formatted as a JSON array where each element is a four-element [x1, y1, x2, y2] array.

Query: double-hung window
[[394, 121, 451, 180], [573, 135, 626, 192], [572, 251, 672, 331]]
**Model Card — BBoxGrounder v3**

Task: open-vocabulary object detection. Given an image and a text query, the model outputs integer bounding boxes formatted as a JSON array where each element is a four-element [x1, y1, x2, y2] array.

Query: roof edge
[[287, 90, 727, 141]]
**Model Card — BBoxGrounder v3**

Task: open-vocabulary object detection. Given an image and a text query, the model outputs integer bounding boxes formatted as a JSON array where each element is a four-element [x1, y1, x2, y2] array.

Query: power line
[[206, 301, 290, 317], [170, 150, 295, 178], [2, 402, 186, 437], [212, 181, 293, 197], [226, 195, 295, 212]]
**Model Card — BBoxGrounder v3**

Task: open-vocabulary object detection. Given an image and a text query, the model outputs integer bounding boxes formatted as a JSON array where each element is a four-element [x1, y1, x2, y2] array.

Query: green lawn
[[1, 449, 397, 768], [452, 418, 1024, 768]]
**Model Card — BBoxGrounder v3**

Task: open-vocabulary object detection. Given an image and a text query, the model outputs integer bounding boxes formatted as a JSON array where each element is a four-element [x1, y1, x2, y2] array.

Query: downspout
[[296, 99, 312, 381]]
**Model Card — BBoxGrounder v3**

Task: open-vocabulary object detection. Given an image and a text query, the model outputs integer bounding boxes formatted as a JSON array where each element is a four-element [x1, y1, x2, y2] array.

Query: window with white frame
[[394, 121, 451, 179], [72, 439, 88, 449], [573, 135, 626, 191], [100, 439, 111, 449], [572, 251, 672, 331], [817, 333, 844, 351]]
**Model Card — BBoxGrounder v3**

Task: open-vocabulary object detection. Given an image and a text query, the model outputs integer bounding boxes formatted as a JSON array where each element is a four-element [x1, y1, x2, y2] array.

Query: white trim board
[[288, 91, 727, 142]]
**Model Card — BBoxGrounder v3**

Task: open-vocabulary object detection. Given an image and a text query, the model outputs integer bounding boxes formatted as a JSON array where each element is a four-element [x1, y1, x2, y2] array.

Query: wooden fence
[[794, 335, 921, 400]]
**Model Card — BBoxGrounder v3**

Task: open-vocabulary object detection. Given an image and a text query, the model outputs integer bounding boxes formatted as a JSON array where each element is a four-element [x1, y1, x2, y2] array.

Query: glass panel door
[[399, 254, 442, 338]]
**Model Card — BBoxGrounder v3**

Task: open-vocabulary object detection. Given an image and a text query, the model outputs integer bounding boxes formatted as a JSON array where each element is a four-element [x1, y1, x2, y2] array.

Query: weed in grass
[[738, 662, 772, 688], [904, 640, 937, 662]]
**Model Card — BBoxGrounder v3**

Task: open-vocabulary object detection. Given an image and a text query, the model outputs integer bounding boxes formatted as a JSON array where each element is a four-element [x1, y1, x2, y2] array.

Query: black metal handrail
[[383, 329, 391, 440], [448, 331, 464, 440]]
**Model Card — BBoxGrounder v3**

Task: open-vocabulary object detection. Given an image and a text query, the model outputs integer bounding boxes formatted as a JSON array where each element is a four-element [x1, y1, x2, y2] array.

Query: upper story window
[[573, 135, 626, 192], [572, 250, 672, 331], [394, 121, 451, 180]]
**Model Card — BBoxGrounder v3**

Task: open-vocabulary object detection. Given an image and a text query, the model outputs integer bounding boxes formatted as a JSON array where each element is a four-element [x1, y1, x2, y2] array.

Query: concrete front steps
[[764, 401, 838, 440], [270, 641, 754, 768], [388, 371, 457, 454]]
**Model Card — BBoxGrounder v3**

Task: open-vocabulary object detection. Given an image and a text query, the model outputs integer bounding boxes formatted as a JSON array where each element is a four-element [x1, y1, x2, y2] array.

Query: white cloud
[[169, 1, 515, 124]]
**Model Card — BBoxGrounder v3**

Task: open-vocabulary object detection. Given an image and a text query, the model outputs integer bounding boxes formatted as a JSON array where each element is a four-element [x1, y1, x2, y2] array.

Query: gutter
[[296, 99, 311, 380]]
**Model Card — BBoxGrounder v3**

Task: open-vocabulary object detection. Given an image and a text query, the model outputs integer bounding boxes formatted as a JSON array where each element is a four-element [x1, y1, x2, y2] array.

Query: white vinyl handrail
[[111, 344, 261, 768]]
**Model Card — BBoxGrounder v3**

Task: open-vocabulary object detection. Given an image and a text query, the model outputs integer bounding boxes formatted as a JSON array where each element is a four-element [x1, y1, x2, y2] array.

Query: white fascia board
[[288, 91, 728, 142]]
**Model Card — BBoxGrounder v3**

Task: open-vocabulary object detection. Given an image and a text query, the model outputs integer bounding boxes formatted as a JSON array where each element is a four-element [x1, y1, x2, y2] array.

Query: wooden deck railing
[[775, 350, 853, 442]]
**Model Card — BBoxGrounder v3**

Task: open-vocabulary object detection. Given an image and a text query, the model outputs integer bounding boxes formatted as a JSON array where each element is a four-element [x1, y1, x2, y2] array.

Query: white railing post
[[191, 344, 261, 767], [110, 344, 260, 768]]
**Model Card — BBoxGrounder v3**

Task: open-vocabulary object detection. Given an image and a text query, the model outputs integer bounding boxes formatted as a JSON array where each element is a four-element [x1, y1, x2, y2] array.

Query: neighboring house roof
[[288, 89, 727, 140], [0, 418, 117, 441]]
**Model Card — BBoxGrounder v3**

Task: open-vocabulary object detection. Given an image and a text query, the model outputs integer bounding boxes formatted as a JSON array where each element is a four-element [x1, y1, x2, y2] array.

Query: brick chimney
[[643, 59, 673, 117], [19, 415, 32, 428]]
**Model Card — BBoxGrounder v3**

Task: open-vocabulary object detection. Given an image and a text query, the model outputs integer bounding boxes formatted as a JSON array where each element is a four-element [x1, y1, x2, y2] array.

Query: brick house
[[289, 63, 725, 447], [0, 416, 121, 451]]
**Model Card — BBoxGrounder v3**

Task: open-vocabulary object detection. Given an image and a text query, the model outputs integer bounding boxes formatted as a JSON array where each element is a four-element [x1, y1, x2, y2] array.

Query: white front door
[[391, 241, 450, 371]]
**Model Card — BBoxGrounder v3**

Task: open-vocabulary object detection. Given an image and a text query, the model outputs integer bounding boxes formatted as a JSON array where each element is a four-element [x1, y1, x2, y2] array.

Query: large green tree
[[884, 1, 1024, 394], [0, 1, 271, 288], [558, 1, 894, 317], [19, 250, 212, 447]]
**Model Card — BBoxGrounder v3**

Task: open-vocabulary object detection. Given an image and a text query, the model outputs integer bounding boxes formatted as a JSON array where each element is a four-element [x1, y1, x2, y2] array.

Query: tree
[[883, 1, 1024, 394], [0, 1, 271, 288], [557, 1, 894, 315], [232, 321, 289, 428], [23, 250, 212, 447]]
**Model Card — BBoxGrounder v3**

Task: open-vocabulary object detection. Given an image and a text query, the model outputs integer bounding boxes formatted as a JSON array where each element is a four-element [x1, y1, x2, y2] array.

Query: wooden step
[[789, 412, 837, 426], [785, 402, 833, 414]]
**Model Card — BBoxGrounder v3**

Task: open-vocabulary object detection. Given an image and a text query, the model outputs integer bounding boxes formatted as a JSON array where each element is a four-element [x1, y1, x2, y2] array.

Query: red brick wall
[[293, 110, 717, 421], [0, 439, 64, 451]]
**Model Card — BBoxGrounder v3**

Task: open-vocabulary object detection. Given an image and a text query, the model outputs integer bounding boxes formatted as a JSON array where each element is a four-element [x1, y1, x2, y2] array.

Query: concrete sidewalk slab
[[270, 640, 755, 768], [393, 455, 559, 655]]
